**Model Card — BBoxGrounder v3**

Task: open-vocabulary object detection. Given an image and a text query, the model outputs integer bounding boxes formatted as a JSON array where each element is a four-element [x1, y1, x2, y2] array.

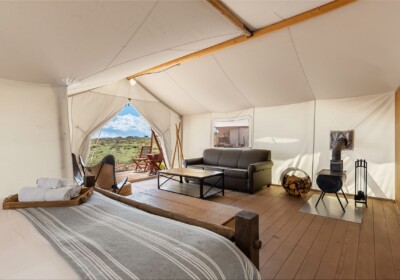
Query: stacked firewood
[[282, 174, 311, 198]]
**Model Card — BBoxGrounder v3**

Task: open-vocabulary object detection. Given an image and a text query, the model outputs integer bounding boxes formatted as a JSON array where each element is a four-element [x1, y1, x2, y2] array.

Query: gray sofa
[[183, 148, 273, 193]]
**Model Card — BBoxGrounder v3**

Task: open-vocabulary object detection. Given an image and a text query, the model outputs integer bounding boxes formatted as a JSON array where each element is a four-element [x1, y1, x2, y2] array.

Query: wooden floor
[[134, 180, 400, 280], [116, 170, 156, 183]]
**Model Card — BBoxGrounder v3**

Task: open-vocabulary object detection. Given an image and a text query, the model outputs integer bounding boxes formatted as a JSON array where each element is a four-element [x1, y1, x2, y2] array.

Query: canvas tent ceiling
[[222, 1, 331, 30], [0, 0, 240, 91], [0, 0, 397, 106], [137, 1, 400, 115], [0, 0, 397, 105]]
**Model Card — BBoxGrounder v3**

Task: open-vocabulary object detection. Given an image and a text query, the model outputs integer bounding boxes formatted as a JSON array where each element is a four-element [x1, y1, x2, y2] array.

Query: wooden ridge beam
[[206, 0, 252, 38], [127, 0, 355, 80]]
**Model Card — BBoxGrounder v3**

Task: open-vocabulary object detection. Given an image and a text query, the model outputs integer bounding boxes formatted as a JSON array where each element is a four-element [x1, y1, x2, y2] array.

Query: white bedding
[[0, 200, 79, 279], [1, 194, 259, 280]]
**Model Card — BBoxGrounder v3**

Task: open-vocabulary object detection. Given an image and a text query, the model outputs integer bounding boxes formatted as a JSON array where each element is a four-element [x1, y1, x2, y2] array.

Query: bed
[[0, 191, 260, 279]]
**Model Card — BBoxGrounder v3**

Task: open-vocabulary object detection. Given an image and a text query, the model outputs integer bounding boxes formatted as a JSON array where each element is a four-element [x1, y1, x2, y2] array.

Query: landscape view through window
[[88, 104, 158, 171]]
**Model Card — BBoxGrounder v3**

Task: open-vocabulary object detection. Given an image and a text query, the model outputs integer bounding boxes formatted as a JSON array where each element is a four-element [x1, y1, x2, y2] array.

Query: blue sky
[[92, 104, 151, 138]]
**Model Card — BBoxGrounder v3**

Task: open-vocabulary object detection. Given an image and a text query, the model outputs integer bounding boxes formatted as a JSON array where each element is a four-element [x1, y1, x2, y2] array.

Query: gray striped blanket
[[18, 192, 260, 280]]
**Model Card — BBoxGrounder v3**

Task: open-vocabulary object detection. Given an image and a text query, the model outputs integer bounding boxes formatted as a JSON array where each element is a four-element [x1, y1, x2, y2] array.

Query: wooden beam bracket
[[206, 0, 252, 38]]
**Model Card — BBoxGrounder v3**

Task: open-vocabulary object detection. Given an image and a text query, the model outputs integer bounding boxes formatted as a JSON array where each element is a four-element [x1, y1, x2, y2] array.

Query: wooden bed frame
[[94, 187, 262, 268]]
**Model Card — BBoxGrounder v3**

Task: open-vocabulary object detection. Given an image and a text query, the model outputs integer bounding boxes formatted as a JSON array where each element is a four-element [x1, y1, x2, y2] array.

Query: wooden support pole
[[395, 87, 400, 208], [171, 135, 178, 168], [176, 124, 181, 167], [172, 125, 178, 168], [151, 129, 166, 167], [177, 122, 184, 163], [234, 210, 262, 269], [172, 123, 184, 168], [149, 130, 154, 153], [127, 0, 355, 80]]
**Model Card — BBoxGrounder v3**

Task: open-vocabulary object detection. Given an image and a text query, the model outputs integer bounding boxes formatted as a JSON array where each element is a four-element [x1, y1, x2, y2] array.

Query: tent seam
[[287, 26, 317, 181], [104, 1, 159, 70], [105, 32, 238, 71], [211, 54, 254, 108], [165, 71, 210, 114]]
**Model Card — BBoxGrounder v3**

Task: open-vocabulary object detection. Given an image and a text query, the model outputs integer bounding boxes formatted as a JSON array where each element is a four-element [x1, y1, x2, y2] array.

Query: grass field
[[87, 137, 159, 171]]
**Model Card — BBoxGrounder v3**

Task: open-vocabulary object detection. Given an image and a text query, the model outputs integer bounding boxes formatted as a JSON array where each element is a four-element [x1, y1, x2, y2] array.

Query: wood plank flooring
[[133, 180, 400, 280]]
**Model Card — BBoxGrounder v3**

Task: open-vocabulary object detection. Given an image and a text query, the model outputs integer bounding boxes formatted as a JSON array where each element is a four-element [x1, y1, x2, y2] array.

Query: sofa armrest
[[248, 161, 274, 173], [248, 161, 274, 193], [183, 157, 204, 167]]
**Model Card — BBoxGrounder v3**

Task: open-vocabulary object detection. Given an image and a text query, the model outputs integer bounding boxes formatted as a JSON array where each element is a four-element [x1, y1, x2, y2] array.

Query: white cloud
[[95, 131, 121, 138], [103, 114, 150, 132]]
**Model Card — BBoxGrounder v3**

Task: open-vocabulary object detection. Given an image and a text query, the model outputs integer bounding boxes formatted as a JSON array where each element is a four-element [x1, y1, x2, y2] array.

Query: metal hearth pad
[[299, 194, 363, 224]]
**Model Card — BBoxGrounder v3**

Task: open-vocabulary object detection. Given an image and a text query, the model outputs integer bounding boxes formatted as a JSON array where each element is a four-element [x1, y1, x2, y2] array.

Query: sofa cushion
[[224, 168, 248, 179], [218, 149, 242, 168], [188, 164, 205, 170], [238, 149, 271, 169], [203, 149, 222, 166], [189, 164, 225, 172]]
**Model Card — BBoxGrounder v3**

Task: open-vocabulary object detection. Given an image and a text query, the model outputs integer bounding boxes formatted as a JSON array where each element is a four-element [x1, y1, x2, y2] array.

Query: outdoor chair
[[79, 155, 91, 176], [147, 153, 163, 175], [72, 153, 84, 186], [81, 154, 132, 196], [133, 145, 152, 172]]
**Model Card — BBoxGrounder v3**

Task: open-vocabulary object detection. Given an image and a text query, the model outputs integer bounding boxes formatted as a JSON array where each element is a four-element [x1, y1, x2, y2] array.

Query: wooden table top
[[128, 188, 241, 228], [159, 167, 223, 179]]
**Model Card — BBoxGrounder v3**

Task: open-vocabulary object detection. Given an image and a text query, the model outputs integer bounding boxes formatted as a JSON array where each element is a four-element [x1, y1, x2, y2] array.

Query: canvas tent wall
[[0, 79, 72, 198], [130, 1, 400, 201], [68, 80, 181, 167], [182, 92, 395, 200]]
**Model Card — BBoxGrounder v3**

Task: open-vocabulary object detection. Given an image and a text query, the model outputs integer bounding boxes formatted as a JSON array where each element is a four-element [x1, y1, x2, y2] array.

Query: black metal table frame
[[157, 172, 224, 199]]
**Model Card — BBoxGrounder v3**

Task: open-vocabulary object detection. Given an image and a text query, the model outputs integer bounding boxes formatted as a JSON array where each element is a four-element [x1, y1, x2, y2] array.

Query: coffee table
[[158, 168, 224, 199]]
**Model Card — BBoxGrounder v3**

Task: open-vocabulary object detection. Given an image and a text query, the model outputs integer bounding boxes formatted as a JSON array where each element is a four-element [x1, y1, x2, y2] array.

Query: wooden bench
[[129, 188, 239, 228]]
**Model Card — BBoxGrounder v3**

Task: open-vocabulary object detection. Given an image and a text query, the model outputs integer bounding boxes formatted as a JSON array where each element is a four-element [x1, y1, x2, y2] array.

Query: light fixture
[[129, 78, 137, 86]]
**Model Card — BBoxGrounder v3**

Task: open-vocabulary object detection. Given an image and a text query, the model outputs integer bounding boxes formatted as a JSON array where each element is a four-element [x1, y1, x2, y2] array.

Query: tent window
[[212, 118, 250, 148], [87, 104, 157, 171]]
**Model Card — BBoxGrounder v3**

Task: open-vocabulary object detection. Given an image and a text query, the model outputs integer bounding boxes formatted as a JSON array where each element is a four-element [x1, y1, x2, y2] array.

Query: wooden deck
[[133, 179, 400, 279], [116, 170, 156, 183]]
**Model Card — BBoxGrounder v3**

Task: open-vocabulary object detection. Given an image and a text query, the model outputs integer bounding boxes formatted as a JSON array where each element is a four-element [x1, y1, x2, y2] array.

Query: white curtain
[[68, 92, 127, 159], [68, 80, 181, 166], [130, 100, 180, 167], [0, 80, 71, 197]]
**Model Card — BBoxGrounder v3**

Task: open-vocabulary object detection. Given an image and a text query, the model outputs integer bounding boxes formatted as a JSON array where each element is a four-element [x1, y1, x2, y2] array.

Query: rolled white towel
[[44, 187, 75, 201], [60, 178, 69, 187], [67, 185, 82, 198], [19, 187, 48, 202], [37, 178, 64, 189]]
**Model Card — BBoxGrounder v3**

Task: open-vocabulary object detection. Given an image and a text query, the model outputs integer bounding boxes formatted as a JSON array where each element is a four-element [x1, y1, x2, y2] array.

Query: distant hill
[[87, 137, 159, 171]]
